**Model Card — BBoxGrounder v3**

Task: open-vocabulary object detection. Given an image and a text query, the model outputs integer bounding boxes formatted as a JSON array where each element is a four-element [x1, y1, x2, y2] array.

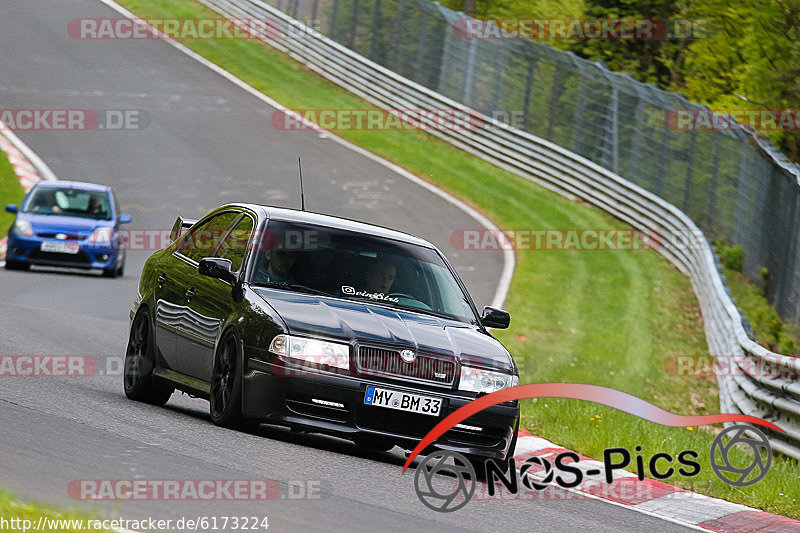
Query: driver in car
[[255, 246, 297, 284], [364, 257, 396, 294]]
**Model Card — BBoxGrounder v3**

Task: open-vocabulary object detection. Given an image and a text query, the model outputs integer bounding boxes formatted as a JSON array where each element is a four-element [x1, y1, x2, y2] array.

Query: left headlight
[[89, 227, 113, 243], [11, 220, 33, 237], [459, 366, 519, 393], [269, 334, 350, 371]]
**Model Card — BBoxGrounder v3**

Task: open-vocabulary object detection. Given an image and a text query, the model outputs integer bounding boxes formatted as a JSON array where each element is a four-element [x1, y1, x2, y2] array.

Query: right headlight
[[11, 220, 33, 237], [268, 334, 350, 371], [458, 366, 519, 393]]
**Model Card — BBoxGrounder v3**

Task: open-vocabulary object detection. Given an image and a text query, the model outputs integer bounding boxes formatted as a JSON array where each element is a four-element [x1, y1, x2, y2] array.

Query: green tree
[[681, 0, 800, 160]]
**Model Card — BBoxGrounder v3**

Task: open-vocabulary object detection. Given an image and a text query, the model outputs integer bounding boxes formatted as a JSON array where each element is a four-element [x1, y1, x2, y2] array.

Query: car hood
[[254, 288, 514, 372], [18, 212, 113, 233]]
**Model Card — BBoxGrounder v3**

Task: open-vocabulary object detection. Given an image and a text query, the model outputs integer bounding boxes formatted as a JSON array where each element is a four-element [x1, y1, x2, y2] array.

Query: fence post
[[682, 130, 697, 213], [546, 63, 562, 141], [462, 38, 477, 105], [369, 0, 382, 61], [625, 97, 644, 179], [311, 0, 319, 25], [733, 146, 753, 245], [330, 0, 339, 38], [572, 70, 587, 155], [413, 13, 431, 83], [706, 133, 721, 231], [521, 50, 538, 131], [655, 126, 671, 197], [347, 0, 359, 48], [610, 84, 619, 174], [490, 45, 507, 115]]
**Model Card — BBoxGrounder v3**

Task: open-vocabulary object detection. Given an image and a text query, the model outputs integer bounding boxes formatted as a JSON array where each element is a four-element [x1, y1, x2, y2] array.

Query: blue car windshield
[[21, 187, 112, 220], [249, 220, 478, 324]]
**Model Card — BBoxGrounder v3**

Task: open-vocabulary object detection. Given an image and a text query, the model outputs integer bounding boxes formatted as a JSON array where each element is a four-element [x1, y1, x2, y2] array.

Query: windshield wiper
[[252, 281, 333, 297]]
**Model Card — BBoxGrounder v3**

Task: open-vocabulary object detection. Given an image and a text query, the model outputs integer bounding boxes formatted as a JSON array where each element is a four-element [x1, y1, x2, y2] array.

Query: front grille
[[37, 233, 83, 240], [28, 249, 92, 266], [357, 346, 455, 386]]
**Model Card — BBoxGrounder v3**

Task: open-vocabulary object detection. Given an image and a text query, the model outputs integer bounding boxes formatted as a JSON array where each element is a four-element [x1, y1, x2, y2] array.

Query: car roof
[[230, 204, 436, 248], [34, 181, 111, 192]]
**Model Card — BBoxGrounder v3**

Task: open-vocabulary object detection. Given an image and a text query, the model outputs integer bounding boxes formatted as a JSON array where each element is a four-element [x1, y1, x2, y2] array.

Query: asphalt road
[[0, 1, 692, 531]]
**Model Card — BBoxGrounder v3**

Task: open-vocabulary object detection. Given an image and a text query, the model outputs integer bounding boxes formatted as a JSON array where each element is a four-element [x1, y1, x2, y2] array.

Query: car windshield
[[250, 220, 478, 324], [21, 187, 112, 220]]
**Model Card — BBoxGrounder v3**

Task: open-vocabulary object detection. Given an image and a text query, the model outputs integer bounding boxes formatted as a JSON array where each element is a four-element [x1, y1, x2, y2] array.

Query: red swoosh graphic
[[402, 383, 782, 472]]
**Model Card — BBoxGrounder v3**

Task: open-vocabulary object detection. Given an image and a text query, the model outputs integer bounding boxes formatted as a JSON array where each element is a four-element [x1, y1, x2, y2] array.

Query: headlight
[[89, 227, 113, 243], [269, 334, 350, 371], [459, 366, 519, 393], [11, 220, 33, 237]]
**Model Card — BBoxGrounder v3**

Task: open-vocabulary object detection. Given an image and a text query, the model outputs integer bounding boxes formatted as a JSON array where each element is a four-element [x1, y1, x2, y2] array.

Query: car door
[[152, 217, 218, 371], [176, 210, 247, 381]]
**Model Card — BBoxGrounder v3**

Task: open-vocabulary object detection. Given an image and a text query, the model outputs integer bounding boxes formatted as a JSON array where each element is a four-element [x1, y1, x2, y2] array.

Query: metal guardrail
[[198, 0, 800, 458]]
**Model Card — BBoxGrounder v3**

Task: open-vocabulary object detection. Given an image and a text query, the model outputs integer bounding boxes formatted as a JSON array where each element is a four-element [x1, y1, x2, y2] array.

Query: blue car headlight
[[11, 220, 33, 237]]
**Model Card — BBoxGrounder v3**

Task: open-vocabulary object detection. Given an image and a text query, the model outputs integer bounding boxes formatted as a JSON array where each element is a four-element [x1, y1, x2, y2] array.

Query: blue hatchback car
[[5, 181, 131, 277]]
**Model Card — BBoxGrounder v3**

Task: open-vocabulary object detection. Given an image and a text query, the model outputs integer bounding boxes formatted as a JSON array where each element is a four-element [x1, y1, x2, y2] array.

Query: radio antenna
[[298, 157, 306, 211]]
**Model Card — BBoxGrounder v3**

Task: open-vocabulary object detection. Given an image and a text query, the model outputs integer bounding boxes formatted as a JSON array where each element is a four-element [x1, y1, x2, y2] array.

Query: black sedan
[[125, 203, 519, 464]]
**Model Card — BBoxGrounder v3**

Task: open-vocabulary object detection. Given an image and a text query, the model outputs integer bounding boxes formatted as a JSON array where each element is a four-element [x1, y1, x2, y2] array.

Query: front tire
[[124, 309, 173, 405], [210, 331, 245, 428]]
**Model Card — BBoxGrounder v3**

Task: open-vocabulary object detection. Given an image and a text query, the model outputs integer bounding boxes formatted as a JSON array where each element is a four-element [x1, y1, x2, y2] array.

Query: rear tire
[[5, 260, 30, 271], [124, 309, 173, 406], [210, 331, 245, 428]]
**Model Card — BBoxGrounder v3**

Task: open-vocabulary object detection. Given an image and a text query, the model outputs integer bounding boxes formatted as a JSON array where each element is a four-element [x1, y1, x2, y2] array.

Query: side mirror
[[169, 216, 198, 243], [199, 257, 237, 285], [119, 214, 132, 224], [481, 306, 510, 329], [5, 204, 17, 214]]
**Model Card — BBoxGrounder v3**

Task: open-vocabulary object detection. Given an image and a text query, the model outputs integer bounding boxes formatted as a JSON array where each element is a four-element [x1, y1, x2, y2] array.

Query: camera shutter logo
[[519, 455, 554, 491], [413, 450, 476, 512], [710, 425, 772, 487]]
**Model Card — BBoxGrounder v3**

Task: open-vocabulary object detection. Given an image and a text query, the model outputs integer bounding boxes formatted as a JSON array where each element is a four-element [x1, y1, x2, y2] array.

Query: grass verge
[[0, 491, 112, 532], [117, 0, 800, 517], [0, 146, 24, 238]]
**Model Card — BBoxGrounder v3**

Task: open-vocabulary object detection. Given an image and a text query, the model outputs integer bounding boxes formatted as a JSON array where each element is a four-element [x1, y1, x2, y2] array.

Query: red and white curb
[[513, 428, 800, 531], [0, 119, 57, 264]]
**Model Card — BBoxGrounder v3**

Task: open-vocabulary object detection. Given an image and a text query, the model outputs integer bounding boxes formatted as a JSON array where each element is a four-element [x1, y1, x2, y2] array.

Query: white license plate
[[41, 241, 79, 254], [364, 386, 442, 416]]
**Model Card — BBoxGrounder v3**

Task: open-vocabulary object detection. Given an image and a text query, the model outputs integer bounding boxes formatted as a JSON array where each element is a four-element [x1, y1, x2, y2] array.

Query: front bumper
[[6, 234, 122, 270], [242, 358, 519, 461]]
